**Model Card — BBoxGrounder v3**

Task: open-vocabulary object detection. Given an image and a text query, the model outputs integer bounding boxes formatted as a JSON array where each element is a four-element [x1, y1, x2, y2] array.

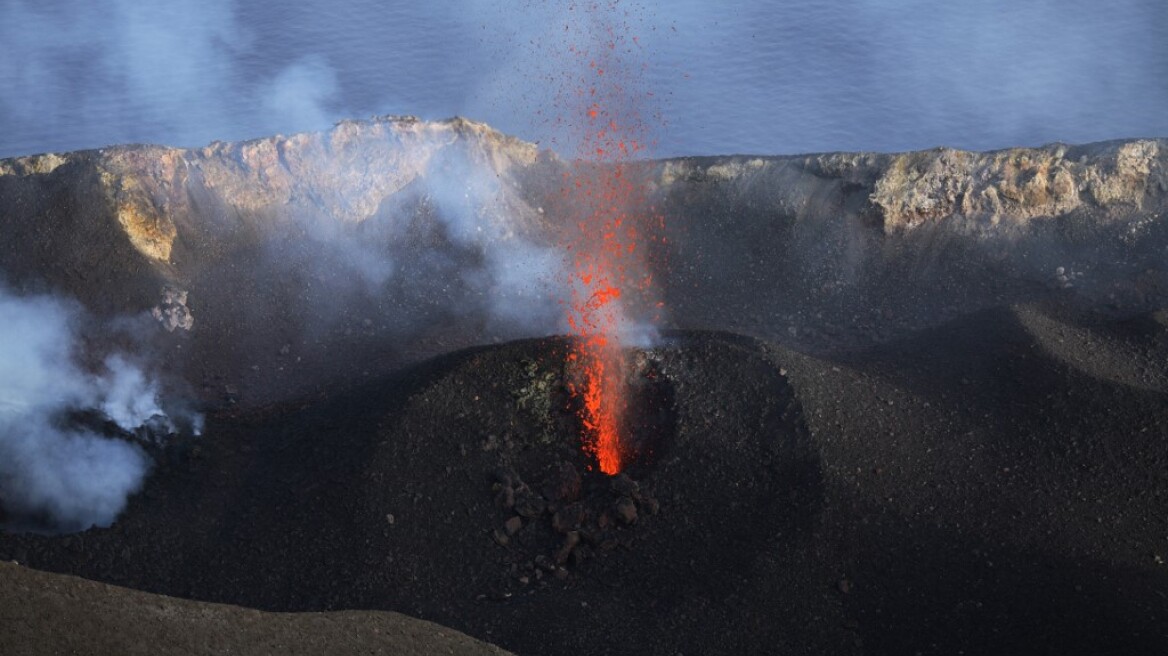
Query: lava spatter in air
[[549, 2, 667, 474]]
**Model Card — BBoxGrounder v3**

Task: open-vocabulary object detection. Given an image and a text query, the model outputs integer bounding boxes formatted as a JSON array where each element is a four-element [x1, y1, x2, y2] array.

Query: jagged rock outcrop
[[3, 116, 1163, 272], [0, 117, 542, 281], [868, 141, 1164, 231]]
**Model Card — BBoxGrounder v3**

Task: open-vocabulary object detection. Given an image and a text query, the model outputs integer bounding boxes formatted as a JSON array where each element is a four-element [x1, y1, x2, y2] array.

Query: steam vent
[[2, 117, 1168, 655]]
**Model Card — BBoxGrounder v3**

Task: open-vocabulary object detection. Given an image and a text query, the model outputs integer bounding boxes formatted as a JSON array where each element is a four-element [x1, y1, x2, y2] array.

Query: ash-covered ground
[[1, 119, 1167, 655]]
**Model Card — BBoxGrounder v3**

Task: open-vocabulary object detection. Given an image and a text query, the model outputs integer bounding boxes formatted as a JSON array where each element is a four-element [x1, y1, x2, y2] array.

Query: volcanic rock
[[613, 497, 638, 525], [640, 495, 660, 516], [491, 529, 509, 548], [491, 467, 519, 489], [503, 516, 523, 536], [555, 531, 581, 566], [551, 503, 585, 534], [513, 493, 546, 520], [541, 461, 582, 503], [609, 473, 639, 498], [492, 485, 515, 510], [151, 285, 194, 332]]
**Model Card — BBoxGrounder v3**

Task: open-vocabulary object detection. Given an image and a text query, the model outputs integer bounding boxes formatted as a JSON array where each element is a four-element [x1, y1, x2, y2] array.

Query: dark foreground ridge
[[0, 561, 512, 656], [1, 119, 1167, 654]]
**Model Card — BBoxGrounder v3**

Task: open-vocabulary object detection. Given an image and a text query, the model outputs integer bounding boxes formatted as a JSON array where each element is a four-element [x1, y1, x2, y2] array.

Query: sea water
[[0, 0, 1164, 158]]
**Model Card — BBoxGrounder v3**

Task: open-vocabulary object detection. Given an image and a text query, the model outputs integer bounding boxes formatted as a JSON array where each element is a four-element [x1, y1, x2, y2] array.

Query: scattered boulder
[[492, 529, 510, 547], [552, 504, 585, 534], [493, 486, 515, 510], [151, 286, 194, 332], [614, 497, 638, 525], [503, 516, 523, 536], [610, 473, 639, 499], [555, 531, 581, 565], [640, 496, 660, 515], [541, 462, 582, 503], [514, 493, 546, 519], [484, 460, 663, 585]]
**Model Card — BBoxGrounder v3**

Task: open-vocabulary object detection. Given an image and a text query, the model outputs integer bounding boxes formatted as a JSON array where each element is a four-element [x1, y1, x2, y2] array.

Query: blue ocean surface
[[0, 0, 1165, 158]]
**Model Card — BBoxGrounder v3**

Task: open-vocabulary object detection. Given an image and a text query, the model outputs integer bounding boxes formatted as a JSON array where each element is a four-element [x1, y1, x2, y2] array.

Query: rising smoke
[[0, 285, 201, 532], [257, 140, 570, 346]]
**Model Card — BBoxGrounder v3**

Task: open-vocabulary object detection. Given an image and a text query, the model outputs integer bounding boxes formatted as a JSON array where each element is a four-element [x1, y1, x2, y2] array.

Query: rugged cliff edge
[[4, 117, 1163, 256], [1, 119, 1162, 296], [2, 117, 1165, 403]]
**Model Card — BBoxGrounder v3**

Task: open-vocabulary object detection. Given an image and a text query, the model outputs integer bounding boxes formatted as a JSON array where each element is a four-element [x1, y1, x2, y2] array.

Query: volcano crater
[[0, 330, 826, 655]]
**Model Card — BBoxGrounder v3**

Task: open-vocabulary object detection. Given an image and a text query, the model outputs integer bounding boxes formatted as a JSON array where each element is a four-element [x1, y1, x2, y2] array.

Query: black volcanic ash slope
[[0, 331, 852, 656], [4, 312, 1168, 655], [0, 562, 513, 656]]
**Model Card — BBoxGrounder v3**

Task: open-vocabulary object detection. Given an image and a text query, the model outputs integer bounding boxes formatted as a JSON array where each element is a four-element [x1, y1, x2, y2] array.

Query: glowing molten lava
[[574, 339, 625, 475], [566, 165, 642, 475], [567, 192, 635, 475], [509, 1, 666, 474], [555, 6, 665, 475]]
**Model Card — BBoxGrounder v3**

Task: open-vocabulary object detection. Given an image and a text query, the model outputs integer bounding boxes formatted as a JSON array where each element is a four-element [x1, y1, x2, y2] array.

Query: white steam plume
[[419, 145, 568, 336], [260, 55, 342, 137], [262, 140, 571, 345], [0, 286, 199, 532]]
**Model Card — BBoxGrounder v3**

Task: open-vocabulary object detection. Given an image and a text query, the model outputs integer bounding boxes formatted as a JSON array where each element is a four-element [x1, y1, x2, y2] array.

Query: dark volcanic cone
[[0, 331, 842, 655]]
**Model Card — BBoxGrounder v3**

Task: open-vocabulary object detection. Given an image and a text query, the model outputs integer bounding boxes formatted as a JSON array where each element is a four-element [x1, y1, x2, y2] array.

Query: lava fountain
[[551, 2, 667, 475]]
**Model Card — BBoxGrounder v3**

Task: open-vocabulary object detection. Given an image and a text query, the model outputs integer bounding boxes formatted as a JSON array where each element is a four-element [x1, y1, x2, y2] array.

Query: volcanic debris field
[[1, 119, 1168, 655]]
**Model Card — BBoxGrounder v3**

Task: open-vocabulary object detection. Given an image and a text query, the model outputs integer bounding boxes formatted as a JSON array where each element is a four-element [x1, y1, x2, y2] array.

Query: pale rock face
[[113, 197, 176, 262], [867, 140, 1165, 232], [151, 286, 194, 332], [0, 152, 67, 177], [5, 116, 1163, 269]]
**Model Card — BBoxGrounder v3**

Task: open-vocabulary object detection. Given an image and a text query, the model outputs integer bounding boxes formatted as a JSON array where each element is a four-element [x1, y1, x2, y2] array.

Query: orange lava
[[577, 340, 624, 474], [566, 158, 641, 474], [554, 3, 665, 475], [497, 1, 667, 474]]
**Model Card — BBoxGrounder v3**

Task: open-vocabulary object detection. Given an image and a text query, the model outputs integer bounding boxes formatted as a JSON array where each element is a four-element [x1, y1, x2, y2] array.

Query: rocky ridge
[[1, 116, 1163, 270], [0, 116, 1165, 395]]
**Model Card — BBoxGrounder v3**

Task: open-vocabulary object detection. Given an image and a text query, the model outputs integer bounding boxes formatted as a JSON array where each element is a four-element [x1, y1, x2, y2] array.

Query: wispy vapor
[[0, 286, 200, 532]]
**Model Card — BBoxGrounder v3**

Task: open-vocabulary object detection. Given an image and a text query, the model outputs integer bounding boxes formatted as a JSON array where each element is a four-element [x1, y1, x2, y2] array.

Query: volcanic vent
[[0, 330, 826, 656]]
